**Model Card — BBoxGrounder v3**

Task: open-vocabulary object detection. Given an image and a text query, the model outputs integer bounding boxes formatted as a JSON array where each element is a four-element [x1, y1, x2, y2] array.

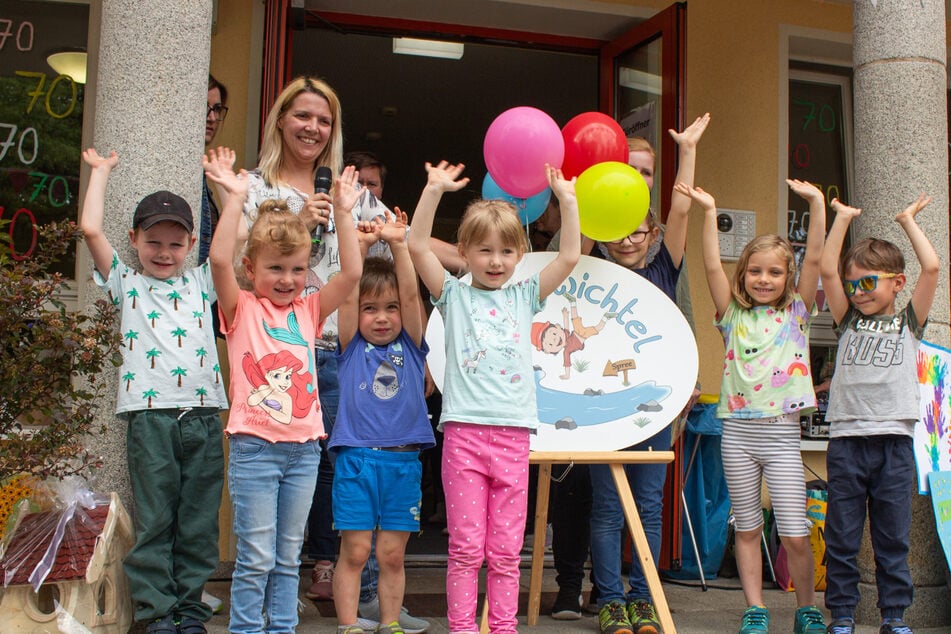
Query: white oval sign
[[426, 252, 698, 452]]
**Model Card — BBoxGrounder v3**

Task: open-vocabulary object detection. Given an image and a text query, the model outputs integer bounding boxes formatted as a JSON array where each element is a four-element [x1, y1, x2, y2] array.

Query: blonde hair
[[457, 199, 529, 255], [257, 76, 343, 188], [246, 199, 311, 264], [732, 234, 797, 310], [627, 136, 655, 158]]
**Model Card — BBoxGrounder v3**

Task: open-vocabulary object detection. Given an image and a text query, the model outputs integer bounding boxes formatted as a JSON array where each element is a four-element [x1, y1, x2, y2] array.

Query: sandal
[[145, 616, 177, 634], [177, 617, 208, 634]]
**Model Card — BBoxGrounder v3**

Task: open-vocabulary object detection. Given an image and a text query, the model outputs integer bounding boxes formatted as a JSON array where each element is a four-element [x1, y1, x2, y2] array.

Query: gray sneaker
[[357, 597, 429, 634]]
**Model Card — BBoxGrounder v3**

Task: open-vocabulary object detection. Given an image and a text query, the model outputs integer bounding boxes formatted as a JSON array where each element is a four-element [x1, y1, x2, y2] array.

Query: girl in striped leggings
[[676, 180, 828, 634]]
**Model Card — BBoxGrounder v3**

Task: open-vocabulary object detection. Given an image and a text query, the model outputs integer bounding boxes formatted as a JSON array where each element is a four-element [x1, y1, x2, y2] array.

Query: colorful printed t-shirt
[[715, 295, 817, 419], [434, 272, 544, 431], [330, 329, 434, 451], [221, 290, 324, 442], [96, 251, 227, 415]]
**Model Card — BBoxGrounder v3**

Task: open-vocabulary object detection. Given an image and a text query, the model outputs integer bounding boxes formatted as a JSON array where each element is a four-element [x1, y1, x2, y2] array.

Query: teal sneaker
[[627, 598, 660, 634], [739, 605, 769, 633], [599, 600, 634, 634], [794, 606, 826, 633]]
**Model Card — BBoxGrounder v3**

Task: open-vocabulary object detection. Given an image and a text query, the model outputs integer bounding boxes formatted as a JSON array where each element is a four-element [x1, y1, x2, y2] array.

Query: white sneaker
[[202, 589, 223, 614], [357, 597, 429, 633]]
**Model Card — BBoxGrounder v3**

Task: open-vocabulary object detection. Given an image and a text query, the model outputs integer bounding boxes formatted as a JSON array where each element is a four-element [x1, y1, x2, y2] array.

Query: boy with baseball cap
[[80, 149, 227, 634]]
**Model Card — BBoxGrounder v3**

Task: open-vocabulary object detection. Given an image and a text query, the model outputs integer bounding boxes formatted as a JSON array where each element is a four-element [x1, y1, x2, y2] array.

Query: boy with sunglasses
[[818, 193, 939, 634]]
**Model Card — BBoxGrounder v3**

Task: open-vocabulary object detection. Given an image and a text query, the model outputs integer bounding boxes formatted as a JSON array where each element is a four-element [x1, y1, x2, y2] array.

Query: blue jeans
[[306, 349, 339, 562], [228, 434, 320, 633], [589, 425, 671, 603]]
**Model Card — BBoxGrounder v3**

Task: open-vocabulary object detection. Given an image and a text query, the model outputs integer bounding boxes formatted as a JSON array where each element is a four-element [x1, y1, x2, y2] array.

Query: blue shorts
[[332, 446, 422, 532]]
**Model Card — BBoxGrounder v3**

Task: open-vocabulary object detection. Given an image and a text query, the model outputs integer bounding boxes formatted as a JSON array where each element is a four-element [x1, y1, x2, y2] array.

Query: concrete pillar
[[852, 0, 950, 627], [80, 1, 212, 512]]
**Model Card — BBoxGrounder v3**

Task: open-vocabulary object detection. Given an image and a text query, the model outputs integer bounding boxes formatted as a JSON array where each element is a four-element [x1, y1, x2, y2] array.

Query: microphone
[[312, 166, 333, 244]]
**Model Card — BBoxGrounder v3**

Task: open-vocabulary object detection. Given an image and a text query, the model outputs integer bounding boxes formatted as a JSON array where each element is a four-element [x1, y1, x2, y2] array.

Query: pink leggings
[[442, 422, 530, 634]]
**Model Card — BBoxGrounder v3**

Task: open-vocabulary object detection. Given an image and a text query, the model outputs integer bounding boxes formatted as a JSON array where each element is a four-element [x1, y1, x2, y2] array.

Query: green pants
[[123, 408, 224, 622]]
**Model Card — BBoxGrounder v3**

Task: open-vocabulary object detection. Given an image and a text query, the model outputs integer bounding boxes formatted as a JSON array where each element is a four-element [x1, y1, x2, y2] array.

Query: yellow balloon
[[576, 161, 650, 242]]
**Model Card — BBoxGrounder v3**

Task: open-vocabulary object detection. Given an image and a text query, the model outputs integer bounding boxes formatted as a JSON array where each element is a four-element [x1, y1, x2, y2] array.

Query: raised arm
[[664, 113, 711, 268], [787, 179, 825, 310], [820, 199, 860, 324], [896, 193, 939, 327], [337, 219, 385, 350], [675, 183, 731, 316], [538, 165, 580, 299], [204, 147, 249, 328], [318, 165, 363, 321], [381, 209, 424, 346], [79, 149, 119, 279], [407, 161, 469, 300]]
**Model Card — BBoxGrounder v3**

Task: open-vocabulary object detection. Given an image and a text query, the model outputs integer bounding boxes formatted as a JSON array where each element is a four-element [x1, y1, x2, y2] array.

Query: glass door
[[600, 2, 685, 221]]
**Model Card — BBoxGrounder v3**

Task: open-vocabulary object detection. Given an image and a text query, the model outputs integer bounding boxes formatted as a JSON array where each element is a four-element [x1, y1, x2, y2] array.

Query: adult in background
[[199, 74, 229, 264]]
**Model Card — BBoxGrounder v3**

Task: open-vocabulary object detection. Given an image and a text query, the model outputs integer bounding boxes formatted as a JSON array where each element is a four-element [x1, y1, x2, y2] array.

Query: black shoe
[[551, 588, 583, 620], [584, 584, 601, 615]]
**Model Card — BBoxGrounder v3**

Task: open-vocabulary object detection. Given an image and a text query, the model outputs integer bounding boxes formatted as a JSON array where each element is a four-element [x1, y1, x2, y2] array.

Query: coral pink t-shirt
[[221, 290, 324, 442]]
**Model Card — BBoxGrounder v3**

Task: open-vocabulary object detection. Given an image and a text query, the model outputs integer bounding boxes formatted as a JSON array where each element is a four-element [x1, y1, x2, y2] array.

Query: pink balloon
[[483, 107, 564, 198], [561, 112, 628, 180]]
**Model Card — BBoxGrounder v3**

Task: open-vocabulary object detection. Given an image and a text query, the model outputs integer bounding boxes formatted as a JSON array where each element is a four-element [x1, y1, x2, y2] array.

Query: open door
[[600, 2, 686, 222], [601, 2, 688, 573]]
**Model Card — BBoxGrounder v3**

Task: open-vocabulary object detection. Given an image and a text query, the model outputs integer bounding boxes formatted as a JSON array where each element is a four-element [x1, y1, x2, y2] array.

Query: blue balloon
[[482, 173, 551, 225]]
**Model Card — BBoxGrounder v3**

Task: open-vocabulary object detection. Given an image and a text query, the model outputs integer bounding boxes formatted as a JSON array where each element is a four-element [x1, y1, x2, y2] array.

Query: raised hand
[[334, 164, 361, 215], [669, 112, 711, 149], [786, 178, 823, 204], [203, 148, 247, 196], [895, 193, 930, 224], [425, 161, 470, 193], [830, 198, 862, 222], [379, 207, 409, 245], [674, 182, 716, 211], [546, 164, 576, 202], [82, 148, 118, 171]]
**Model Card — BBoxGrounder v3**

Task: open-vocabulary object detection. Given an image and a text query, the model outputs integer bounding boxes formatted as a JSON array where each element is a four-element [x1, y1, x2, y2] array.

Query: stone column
[[81, 1, 212, 511], [852, 0, 950, 627]]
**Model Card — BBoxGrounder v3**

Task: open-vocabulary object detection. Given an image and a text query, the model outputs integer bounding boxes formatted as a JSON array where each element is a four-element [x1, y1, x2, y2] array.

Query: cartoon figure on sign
[[532, 293, 617, 379], [241, 350, 315, 424]]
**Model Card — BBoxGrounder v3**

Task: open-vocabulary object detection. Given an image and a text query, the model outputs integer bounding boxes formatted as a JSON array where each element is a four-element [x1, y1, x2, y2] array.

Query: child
[[677, 179, 828, 634], [80, 149, 228, 634], [203, 147, 362, 633], [819, 194, 938, 634], [586, 114, 708, 634], [532, 295, 616, 379], [408, 161, 580, 634], [330, 210, 435, 634]]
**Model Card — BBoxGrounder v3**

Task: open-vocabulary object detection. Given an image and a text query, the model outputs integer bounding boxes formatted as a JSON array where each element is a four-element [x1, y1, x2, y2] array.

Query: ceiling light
[[392, 37, 464, 60], [47, 50, 87, 84]]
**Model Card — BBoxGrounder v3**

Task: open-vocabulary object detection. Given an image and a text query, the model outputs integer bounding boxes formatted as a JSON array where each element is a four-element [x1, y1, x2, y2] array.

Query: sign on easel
[[426, 252, 699, 451]]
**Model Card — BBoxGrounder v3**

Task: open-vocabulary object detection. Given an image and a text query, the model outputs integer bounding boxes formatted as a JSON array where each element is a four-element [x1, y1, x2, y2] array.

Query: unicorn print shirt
[[221, 290, 324, 442], [434, 271, 545, 431], [715, 294, 817, 420]]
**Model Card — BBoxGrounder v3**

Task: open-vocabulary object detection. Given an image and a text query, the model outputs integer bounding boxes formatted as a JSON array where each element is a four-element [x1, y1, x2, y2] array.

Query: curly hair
[[245, 199, 311, 263]]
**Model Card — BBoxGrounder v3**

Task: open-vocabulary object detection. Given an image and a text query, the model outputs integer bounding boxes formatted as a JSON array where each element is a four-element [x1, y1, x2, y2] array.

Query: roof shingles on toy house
[[0, 492, 134, 633]]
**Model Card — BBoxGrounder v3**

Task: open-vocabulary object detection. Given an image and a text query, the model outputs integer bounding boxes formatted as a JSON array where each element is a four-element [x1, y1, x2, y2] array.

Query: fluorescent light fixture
[[47, 50, 87, 84], [393, 37, 463, 60], [618, 67, 660, 95]]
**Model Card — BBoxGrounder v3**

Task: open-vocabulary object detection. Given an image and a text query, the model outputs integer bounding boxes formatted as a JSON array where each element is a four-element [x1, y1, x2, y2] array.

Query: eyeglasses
[[207, 104, 229, 121], [609, 230, 650, 245], [843, 273, 897, 296]]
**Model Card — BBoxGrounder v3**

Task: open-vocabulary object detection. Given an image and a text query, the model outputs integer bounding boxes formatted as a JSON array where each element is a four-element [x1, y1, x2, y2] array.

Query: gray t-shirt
[[825, 303, 923, 438]]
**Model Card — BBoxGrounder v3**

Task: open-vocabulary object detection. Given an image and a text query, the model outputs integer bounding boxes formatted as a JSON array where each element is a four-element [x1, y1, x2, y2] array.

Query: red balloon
[[561, 112, 628, 179]]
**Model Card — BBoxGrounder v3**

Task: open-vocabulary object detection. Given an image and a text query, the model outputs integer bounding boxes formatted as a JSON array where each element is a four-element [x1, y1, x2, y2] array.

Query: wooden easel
[[478, 450, 676, 633]]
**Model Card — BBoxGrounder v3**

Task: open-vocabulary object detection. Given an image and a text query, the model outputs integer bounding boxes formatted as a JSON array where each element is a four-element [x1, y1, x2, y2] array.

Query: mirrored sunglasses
[[843, 273, 897, 296]]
